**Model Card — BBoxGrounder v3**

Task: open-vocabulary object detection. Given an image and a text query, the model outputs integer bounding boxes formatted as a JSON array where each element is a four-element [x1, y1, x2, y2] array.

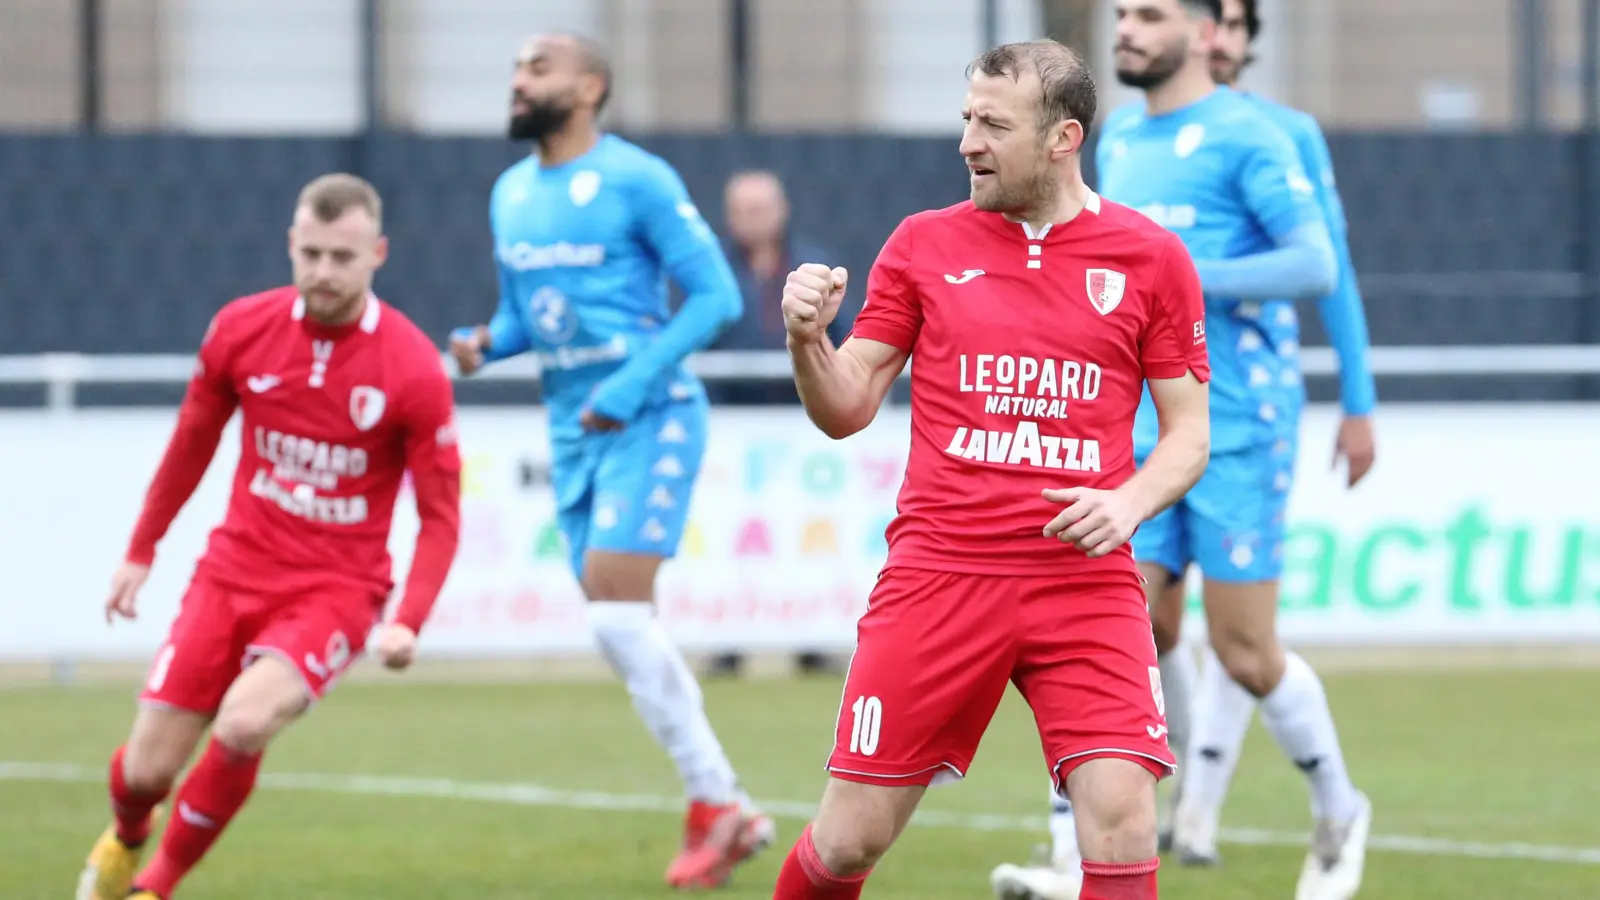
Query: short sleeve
[[1140, 235, 1211, 383], [845, 217, 922, 352], [1236, 126, 1324, 243], [400, 349, 463, 477]]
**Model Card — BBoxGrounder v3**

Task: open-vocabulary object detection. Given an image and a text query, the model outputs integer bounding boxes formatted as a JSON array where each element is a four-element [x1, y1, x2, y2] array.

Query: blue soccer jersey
[[1096, 87, 1329, 456], [1095, 88, 1337, 582], [1242, 93, 1377, 418], [465, 135, 741, 575]]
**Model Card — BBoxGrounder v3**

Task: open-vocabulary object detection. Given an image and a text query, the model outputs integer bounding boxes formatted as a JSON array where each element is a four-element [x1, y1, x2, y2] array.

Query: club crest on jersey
[[1174, 123, 1206, 158], [349, 386, 387, 431], [1085, 268, 1127, 315], [569, 170, 602, 207]]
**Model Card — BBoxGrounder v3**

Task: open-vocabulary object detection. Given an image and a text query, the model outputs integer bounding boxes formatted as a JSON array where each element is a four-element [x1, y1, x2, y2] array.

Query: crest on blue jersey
[[569, 170, 602, 207], [1174, 123, 1206, 158], [529, 286, 578, 343]]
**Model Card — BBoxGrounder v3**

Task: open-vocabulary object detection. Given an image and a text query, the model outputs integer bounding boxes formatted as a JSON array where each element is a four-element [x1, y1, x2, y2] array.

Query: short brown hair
[[297, 173, 383, 230], [967, 40, 1098, 142]]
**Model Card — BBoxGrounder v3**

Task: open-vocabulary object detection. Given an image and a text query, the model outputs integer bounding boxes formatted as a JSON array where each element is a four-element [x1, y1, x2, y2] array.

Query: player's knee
[[210, 701, 288, 753], [120, 744, 184, 795], [1065, 759, 1159, 861], [810, 779, 920, 876], [123, 707, 206, 793], [810, 818, 896, 876], [580, 551, 661, 601], [1211, 639, 1284, 698], [211, 660, 311, 752]]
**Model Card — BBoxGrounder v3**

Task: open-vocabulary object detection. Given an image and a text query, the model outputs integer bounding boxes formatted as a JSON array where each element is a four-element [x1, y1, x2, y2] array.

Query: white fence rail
[[3, 345, 1600, 410]]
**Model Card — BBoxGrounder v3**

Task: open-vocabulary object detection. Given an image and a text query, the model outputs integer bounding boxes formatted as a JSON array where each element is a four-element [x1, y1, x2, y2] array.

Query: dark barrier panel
[[0, 131, 1595, 401]]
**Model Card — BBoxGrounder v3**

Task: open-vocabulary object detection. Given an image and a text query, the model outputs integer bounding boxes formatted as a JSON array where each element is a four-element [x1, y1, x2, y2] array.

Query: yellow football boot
[[74, 811, 159, 900]]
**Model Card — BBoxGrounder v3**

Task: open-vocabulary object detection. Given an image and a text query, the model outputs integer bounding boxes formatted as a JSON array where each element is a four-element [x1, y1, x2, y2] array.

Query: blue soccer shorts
[[551, 397, 708, 579], [1130, 434, 1298, 583]]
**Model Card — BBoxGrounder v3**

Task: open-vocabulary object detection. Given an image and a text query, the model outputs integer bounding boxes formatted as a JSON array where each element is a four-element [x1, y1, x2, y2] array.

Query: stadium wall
[[2, 403, 1598, 663], [0, 132, 1597, 352]]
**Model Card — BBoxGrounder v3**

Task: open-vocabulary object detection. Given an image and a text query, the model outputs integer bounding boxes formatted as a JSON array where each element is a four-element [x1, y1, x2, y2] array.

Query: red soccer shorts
[[139, 573, 381, 715], [826, 567, 1175, 791]]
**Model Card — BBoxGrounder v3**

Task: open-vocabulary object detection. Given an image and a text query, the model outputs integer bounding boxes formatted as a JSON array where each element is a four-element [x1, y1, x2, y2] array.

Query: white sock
[[586, 602, 740, 804], [1047, 786, 1079, 865], [1157, 646, 1198, 764], [1258, 652, 1361, 822], [1181, 646, 1256, 812]]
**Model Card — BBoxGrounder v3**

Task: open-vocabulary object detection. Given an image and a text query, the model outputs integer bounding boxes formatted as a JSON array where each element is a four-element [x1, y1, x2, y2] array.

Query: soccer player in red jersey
[[769, 41, 1211, 900], [74, 174, 463, 900]]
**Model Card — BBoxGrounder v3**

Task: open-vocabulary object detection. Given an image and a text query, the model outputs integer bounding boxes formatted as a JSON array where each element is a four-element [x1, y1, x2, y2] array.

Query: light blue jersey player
[[449, 33, 775, 890], [989, 5, 1370, 900]]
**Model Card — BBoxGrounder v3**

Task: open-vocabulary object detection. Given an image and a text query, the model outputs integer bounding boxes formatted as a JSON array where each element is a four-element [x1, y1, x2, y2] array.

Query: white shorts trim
[[1050, 747, 1176, 789], [242, 644, 325, 709], [825, 761, 966, 788]]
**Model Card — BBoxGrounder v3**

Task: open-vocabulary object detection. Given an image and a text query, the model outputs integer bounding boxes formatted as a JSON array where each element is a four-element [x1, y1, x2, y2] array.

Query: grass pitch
[[1, 665, 1596, 898]]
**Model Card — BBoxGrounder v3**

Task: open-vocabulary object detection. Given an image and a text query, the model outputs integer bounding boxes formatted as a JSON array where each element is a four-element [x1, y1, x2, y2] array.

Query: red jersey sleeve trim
[[846, 320, 915, 353], [1142, 360, 1207, 382]]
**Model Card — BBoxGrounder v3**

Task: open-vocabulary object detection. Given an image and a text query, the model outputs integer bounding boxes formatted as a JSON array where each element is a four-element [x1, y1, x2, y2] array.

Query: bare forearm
[[1121, 427, 1209, 521], [788, 336, 877, 440]]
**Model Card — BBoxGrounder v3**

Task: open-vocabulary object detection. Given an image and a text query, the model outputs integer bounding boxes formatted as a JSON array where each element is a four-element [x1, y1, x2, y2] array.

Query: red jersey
[[848, 195, 1209, 577], [126, 286, 463, 632]]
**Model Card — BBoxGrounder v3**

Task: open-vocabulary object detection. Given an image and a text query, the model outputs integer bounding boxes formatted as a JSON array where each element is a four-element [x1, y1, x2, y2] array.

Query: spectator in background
[[707, 170, 847, 678], [711, 170, 854, 364]]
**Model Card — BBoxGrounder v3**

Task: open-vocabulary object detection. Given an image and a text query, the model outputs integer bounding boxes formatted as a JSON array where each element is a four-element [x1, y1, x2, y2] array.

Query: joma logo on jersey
[[496, 240, 606, 271], [1134, 203, 1197, 230], [944, 421, 1102, 472]]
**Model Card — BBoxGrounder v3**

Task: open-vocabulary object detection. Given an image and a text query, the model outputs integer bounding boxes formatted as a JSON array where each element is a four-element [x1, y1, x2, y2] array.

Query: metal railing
[[4, 346, 1600, 411]]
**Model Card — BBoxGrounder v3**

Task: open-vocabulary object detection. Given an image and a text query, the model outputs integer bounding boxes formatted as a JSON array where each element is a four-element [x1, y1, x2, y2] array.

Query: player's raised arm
[[1121, 235, 1213, 518], [585, 160, 741, 423], [1192, 131, 1336, 301], [784, 220, 916, 440], [387, 362, 464, 650]]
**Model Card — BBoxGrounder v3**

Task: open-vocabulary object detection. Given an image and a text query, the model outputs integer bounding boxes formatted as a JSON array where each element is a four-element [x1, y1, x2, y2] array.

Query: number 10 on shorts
[[849, 695, 883, 757]]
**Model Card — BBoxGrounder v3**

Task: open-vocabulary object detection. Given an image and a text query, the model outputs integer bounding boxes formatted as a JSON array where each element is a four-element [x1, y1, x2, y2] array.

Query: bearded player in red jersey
[[770, 41, 1211, 900], [74, 174, 463, 900]]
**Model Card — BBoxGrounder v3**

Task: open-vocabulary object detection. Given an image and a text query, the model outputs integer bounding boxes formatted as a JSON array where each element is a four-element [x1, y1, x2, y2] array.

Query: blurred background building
[[2, 0, 1599, 671], [3, 0, 1599, 405]]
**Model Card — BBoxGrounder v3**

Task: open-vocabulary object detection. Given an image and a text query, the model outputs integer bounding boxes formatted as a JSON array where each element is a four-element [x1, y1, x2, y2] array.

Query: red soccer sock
[[131, 738, 262, 898], [109, 744, 166, 847], [772, 823, 870, 899], [1080, 858, 1160, 900]]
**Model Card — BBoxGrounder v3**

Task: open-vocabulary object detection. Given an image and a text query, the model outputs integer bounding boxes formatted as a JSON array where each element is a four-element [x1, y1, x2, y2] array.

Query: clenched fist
[[449, 326, 490, 376], [782, 264, 848, 344], [375, 623, 418, 670]]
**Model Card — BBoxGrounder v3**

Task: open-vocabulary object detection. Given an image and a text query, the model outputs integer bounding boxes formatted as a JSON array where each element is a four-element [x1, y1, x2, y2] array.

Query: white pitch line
[[4, 761, 1599, 866]]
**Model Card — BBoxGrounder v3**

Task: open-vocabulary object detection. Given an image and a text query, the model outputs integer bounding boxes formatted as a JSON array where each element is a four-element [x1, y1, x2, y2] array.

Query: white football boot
[[1295, 792, 1372, 900]]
